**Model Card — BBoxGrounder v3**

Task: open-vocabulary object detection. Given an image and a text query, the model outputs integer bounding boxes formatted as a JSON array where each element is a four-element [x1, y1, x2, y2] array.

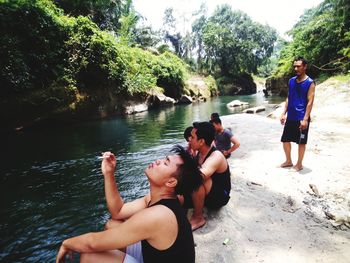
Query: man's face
[[189, 128, 202, 151], [145, 154, 183, 186], [293, 60, 306, 76], [212, 122, 220, 132]]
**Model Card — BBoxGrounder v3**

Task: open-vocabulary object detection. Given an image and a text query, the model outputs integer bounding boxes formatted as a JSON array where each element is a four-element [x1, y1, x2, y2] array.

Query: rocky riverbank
[[193, 76, 350, 262]]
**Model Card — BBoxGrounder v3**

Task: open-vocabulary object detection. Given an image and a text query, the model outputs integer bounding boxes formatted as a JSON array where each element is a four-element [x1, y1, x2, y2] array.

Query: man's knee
[[105, 218, 122, 230], [80, 252, 95, 263]]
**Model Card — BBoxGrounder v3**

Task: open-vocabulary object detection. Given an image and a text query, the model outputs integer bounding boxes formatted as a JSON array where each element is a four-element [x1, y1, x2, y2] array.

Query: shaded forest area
[[0, 0, 349, 131]]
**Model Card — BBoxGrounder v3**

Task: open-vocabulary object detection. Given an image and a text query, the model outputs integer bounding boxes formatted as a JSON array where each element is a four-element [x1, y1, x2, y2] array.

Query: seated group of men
[[56, 113, 240, 263]]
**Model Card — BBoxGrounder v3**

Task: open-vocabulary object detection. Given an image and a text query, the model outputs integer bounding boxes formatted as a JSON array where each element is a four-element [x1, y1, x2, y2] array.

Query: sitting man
[[182, 121, 231, 230], [56, 145, 203, 263], [210, 117, 240, 159], [183, 126, 196, 157]]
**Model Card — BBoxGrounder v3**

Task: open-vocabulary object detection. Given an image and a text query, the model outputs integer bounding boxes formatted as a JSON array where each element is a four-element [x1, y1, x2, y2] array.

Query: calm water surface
[[0, 94, 283, 262]]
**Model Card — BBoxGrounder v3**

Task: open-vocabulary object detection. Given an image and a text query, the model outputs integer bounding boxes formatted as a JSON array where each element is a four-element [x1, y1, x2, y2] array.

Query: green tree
[[192, 3, 208, 73], [117, 0, 139, 45], [162, 7, 183, 56], [53, 0, 124, 30], [275, 0, 350, 77], [202, 5, 277, 77]]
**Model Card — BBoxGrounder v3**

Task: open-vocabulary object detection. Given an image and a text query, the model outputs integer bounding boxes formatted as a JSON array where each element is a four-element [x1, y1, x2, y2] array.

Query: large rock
[[265, 75, 290, 96], [243, 106, 266, 114], [267, 102, 286, 119], [150, 94, 176, 107], [178, 95, 193, 104], [227, 100, 249, 107], [221, 73, 257, 95], [124, 103, 148, 115]]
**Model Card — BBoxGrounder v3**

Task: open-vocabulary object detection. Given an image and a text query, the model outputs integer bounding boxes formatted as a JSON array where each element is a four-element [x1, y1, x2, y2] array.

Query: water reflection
[[0, 94, 283, 262]]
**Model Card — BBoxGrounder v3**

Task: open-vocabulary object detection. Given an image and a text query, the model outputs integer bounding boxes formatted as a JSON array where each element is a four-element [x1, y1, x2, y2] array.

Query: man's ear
[[166, 177, 178, 188]]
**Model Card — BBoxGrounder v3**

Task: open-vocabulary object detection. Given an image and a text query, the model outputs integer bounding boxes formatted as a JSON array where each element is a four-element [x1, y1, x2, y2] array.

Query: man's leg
[[190, 179, 212, 231], [281, 142, 293, 167], [294, 144, 306, 171], [80, 249, 126, 263]]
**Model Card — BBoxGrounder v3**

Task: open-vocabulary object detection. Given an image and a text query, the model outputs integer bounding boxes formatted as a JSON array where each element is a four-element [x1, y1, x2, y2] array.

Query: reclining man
[[56, 145, 203, 263], [182, 121, 231, 230]]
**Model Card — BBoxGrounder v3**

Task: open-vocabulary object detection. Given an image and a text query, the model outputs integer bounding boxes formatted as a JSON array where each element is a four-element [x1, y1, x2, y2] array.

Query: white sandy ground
[[193, 79, 350, 263]]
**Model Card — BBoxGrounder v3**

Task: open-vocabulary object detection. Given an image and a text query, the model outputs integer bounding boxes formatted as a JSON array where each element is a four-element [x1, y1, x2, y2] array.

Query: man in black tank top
[[182, 121, 231, 231], [56, 145, 203, 263]]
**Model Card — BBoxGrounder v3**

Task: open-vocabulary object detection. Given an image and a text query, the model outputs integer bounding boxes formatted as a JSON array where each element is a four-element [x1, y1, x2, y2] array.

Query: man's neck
[[148, 189, 176, 206], [297, 73, 307, 82], [217, 126, 224, 133], [198, 145, 212, 164]]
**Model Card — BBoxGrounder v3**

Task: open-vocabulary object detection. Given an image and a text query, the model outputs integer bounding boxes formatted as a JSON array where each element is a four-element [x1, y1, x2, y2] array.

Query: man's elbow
[[86, 234, 100, 252], [233, 142, 240, 149]]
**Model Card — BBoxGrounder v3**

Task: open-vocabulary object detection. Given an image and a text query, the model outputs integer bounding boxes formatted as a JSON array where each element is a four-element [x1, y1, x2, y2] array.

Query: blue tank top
[[287, 76, 314, 121]]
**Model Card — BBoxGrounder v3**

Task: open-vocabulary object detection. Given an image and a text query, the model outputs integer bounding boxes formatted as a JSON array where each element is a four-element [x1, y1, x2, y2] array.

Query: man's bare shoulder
[[132, 201, 176, 227]]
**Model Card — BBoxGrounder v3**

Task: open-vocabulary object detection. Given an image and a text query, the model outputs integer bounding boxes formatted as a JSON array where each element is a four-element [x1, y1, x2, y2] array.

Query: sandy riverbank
[[193, 78, 350, 262]]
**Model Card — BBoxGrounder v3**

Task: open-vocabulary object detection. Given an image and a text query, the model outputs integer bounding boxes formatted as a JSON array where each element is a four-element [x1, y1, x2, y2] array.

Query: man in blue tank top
[[280, 56, 316, 172], [56, 145, 203, 263]]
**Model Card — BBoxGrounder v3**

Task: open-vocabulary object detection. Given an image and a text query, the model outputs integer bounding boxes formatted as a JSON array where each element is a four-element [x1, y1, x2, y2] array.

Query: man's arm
[[101, 152, 149, 220], [56, 205, 173, 263], [224, 136, 240, 156], [280, 98, 288, 125], [299, 82, 316, 130], [200, 151, 226, 180]]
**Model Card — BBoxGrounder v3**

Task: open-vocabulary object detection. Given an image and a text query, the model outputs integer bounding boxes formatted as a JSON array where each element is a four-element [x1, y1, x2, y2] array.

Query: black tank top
[[141, 199, 195, 263], [203, 147, 231, 193]]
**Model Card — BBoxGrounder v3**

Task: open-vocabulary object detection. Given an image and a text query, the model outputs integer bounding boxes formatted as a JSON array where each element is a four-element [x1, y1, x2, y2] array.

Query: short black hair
[[210, 117, 221, 125], [171, 145, 203, 195], [211, 112, 219, 120], [183, 126, 193, 142], [294, 56, 308, 65], [192, 121, 215, 146]]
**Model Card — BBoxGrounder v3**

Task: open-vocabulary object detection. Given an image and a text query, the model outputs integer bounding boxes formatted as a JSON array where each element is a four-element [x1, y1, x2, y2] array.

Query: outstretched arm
[[56, 205, 174, 263], [101, 152, 149, 220]]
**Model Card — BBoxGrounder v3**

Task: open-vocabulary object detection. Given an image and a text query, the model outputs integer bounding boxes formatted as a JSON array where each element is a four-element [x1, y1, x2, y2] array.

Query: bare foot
[[280, 161, 293, 168], [292, 165, 303, 171], [190, 216, 206, 231]]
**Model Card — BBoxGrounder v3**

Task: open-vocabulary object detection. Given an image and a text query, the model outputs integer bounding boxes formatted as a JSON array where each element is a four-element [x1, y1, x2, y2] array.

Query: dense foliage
[[274, 0, 350, 78], [201, 5, 277, 77], [0, 0, 189, 128]]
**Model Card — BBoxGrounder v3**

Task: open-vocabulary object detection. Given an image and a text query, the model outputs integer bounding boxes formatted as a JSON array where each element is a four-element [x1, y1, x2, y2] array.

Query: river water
[[0, 94, 283, 262]]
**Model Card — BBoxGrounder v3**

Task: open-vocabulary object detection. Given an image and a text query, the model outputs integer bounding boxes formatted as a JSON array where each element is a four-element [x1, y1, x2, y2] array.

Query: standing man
[[211, 117, 240, 158], [56, 145, 203, 263], [183, 122, 231, 230], [280, 56, 316, 171]]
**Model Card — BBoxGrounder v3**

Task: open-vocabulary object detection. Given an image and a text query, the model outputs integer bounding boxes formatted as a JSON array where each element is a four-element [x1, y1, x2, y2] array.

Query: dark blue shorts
[[281, 119, 310, 144], [183, 182, 230, 210]]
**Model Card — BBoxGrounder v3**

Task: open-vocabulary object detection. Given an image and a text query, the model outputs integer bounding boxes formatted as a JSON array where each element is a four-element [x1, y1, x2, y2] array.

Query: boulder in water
[[227, 100, 249, 107]]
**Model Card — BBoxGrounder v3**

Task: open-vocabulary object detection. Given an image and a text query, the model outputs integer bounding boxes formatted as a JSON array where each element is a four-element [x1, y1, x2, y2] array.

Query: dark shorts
[[281, 119, 310, 144], [183, 182, 230, 210]]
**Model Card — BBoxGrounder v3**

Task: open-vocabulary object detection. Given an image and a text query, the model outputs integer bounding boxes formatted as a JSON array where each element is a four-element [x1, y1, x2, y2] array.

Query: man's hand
[[101, 152, 117, 177], [56, 243, 73, 263], [299, 120, 308, 130], [280, 114, 286, 125]]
